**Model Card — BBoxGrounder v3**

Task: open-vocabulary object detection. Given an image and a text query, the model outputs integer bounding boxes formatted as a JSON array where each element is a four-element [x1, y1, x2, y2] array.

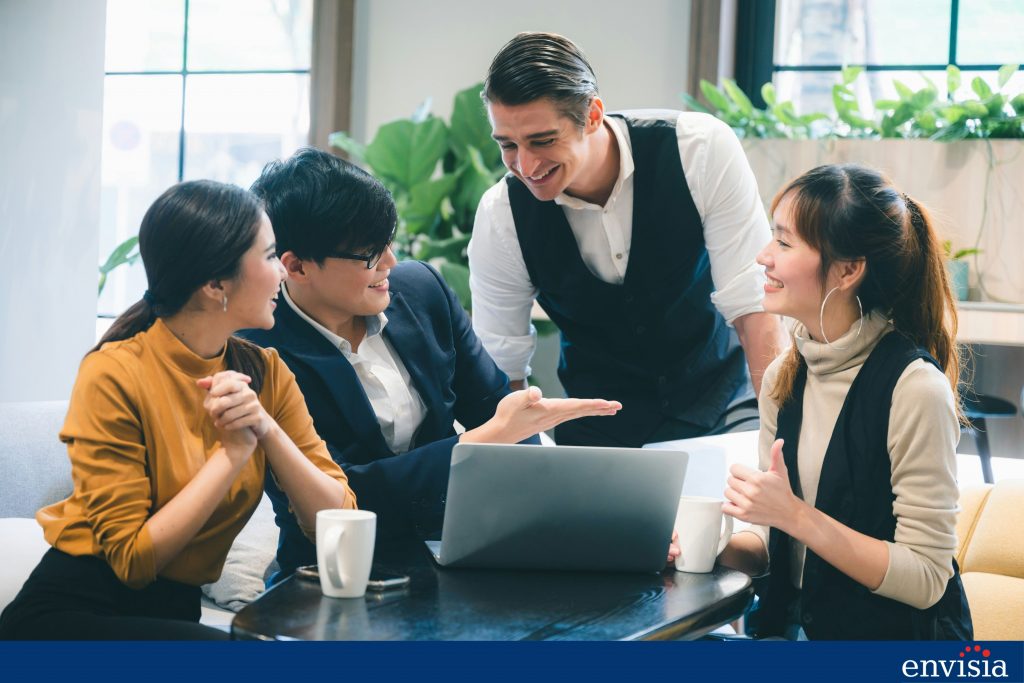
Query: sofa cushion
[[962, 479, 1024, 577], [0, 401, 71, 517], [0, 518, 51, 613], [960, 572, 1024, 640], [201, 493, 279, 613]]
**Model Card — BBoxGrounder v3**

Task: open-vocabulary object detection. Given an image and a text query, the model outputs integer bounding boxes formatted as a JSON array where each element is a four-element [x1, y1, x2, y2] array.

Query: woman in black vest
[[719, 164, 973, 640]]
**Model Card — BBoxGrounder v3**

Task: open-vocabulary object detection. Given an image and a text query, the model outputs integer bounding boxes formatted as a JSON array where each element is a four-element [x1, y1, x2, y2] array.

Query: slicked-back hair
[[483, 32, 599, 129], [250, 147, 397, 263]]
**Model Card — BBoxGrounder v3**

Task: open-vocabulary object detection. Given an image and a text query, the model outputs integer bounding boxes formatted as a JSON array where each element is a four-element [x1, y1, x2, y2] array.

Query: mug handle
[[716, 513, 734, 556], [323, 525, 347, 589]]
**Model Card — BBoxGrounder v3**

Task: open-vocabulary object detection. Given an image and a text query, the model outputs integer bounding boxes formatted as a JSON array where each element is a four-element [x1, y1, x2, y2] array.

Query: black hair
[[250, 147, 397, 263], [483, 32, 599, 129], [93, 179, 267, 394]]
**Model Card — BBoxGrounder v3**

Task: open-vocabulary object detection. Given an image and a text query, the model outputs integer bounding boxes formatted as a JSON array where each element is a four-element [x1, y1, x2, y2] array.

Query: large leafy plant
[[687, 64, 1023, 140], [328, 83, 506, 311]]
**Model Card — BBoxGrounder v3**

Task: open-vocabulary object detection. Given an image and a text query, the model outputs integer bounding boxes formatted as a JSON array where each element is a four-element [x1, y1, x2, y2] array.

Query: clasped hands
[[722, 438, 804, 535], [197, 370, 273, 462]]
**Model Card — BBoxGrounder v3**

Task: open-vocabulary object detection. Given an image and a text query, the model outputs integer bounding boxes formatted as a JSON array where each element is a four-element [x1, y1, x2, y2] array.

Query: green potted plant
[[328, 84, 506, 312], [944, 241, 981, 302]]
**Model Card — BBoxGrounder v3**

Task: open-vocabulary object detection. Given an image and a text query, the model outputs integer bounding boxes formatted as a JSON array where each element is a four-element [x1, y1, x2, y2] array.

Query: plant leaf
[[410, 97, 433, 123], [679, 92, 710, 113], [700, 80, 733, 114], [723, 78, 754, 116], [841, 65, 863, 85], [894, 80, 914, 102], [451, 146, 499, 224], [99, 236, 140, 275], [405, 174, 460, 235], [971, 76, 993, 100], [327, 131, 367, 164], [438, 261, 471, 311], [997, 64, 1019, 89], [449, 83, 501, 169], [761, 83, 777, 107], [364, 116, 449, 189], [946, 65, 961, 94]]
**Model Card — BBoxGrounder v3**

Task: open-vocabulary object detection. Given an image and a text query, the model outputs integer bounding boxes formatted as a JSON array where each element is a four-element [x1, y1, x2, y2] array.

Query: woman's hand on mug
[[722, 438, 802, 533], [667, 530, 681, 566], [460, 387, 622, 444]]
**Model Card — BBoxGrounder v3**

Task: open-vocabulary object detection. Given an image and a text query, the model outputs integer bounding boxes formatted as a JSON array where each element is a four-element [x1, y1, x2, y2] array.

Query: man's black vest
[[757, 331, 973, 640], [506, 113, 746, 446]]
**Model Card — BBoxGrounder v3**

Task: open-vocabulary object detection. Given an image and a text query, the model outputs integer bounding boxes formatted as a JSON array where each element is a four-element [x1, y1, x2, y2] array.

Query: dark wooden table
[[231, 540, 753, 641]]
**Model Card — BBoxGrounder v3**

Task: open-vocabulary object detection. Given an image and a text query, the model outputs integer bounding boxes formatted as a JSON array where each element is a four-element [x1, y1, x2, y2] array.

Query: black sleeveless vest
[[506, 113, 746, 446], [757, 331, 973, 640]]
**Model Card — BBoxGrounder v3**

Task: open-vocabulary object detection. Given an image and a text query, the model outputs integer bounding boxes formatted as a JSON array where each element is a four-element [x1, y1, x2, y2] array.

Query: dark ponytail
[[768, 164, 963, 421], [91, 180, 268, 394]]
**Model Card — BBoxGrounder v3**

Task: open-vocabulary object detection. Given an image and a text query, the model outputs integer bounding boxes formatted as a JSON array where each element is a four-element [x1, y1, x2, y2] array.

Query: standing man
[[468, 32, 786, 447]]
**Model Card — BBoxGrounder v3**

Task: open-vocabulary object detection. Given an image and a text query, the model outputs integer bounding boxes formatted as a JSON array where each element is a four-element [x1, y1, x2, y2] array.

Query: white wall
[[0, 0, 106, 402], [350, 0, 691, 142]]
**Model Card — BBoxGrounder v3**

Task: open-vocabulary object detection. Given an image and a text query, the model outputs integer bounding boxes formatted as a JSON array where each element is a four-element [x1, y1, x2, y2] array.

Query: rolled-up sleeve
[[467, 182, 538, 381], [265, 349, 357, 541], [55, 354, 156, 589], [872, 360, 960, 609], [677, 113, 771, 324]]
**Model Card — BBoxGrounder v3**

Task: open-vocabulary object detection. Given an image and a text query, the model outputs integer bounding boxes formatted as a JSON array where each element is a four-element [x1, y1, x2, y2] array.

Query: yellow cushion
[[955, 484, 993, 567], [962, 479, 1024, 577], [961, 572, 1024, 640]]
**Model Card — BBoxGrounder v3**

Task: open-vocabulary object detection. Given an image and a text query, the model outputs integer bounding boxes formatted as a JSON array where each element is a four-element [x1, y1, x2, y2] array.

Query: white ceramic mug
[[674, 495, 733, 573], [316, 509, 376, 598]]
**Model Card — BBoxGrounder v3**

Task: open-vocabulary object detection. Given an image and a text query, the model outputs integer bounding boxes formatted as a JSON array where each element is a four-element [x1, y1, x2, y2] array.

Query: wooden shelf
[[957, 302, 1024, 347]]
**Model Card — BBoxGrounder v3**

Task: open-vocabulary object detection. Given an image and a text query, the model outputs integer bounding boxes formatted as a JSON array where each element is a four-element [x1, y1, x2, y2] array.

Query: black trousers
[[0, 548, 227, 640]]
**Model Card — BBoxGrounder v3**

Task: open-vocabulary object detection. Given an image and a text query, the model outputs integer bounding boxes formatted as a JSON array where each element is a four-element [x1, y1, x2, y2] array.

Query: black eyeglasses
[[326, 234, 396, 270]]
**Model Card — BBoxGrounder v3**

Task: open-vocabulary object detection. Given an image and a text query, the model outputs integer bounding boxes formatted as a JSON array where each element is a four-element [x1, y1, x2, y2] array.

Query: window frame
[[736, 0, 1012, 107]]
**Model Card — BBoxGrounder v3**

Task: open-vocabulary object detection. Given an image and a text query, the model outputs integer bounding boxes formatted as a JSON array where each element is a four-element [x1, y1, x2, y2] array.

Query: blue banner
[[2, 640, 1022, 683]]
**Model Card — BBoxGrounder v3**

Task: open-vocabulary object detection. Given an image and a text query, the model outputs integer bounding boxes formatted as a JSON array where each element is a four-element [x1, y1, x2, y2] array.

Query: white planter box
[[742, 139, 1024, 304]]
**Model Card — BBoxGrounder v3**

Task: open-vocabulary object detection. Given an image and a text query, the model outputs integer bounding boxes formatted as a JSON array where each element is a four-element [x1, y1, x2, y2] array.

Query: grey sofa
[[0, 401, 276, 626]]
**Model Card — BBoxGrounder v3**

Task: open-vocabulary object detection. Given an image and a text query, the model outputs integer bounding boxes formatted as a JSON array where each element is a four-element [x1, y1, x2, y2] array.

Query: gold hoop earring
[[819, 286, 863, 350]]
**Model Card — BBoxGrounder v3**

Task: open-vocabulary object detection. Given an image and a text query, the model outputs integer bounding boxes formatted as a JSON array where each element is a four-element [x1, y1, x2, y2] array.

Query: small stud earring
[[222, 295, 228, 313]]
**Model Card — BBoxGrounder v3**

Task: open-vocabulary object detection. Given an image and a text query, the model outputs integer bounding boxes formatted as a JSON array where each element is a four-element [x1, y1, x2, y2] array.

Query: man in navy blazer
[[244, 148, 622, 582]]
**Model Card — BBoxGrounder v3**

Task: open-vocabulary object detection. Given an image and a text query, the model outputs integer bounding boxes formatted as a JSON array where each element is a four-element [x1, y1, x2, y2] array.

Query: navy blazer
[[241, 261, 513, 579]]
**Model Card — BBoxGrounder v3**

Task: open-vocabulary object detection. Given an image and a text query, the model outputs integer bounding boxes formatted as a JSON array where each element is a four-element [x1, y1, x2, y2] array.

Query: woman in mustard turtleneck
[[719, 164, 973, 640], [0, 180, 355, 639]]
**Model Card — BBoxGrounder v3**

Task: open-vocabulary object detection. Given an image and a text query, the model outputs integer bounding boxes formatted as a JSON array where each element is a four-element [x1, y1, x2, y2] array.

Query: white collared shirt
[[282, 283, 427, 454], [467, 111, 770, 380]]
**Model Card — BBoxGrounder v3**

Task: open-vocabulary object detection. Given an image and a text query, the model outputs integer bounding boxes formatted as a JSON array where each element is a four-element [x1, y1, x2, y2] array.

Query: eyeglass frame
[[325, 229, 397, 269]]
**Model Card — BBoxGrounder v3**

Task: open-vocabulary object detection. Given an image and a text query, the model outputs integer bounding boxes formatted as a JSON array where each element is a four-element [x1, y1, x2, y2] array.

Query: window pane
[[183, 74, 310, 187], [105, 0, 185, 72], [957, 0, 1024, 65], [775, 0, 951, 66], [99, 76, 183, 316], [187, 0, 313, 71]]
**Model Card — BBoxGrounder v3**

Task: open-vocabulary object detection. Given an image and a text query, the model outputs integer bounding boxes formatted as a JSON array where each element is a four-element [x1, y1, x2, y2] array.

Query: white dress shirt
[[281, 283, 427, 454], [467, 111, 770, 380]]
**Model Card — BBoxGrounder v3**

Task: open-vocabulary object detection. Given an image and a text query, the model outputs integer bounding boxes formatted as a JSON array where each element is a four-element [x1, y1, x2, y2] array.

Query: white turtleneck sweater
[[748, 311, 961, 610]]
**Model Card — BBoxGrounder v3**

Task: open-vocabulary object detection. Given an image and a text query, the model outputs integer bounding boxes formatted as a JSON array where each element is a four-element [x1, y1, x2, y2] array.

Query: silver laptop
[[425, 443, 689, 573]]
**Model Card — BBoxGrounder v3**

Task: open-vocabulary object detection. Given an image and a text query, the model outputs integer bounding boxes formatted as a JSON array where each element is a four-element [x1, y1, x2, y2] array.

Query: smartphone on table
[[294, 565, 410, 591]]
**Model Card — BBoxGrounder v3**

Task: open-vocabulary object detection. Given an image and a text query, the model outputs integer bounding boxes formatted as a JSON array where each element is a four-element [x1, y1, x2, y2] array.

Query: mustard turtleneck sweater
[[37, 318, 356, 589], [750, 311, 961, 610]]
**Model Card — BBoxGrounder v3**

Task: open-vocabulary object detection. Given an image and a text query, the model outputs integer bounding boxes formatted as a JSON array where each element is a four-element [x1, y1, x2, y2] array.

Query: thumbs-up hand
[[722, 438, 801, 534]]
